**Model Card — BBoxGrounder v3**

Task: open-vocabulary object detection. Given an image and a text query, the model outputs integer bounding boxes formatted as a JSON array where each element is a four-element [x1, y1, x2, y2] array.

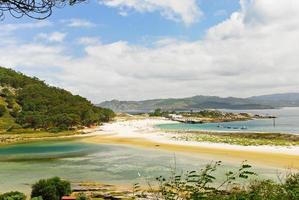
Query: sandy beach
[[81, 117, 299, 170]]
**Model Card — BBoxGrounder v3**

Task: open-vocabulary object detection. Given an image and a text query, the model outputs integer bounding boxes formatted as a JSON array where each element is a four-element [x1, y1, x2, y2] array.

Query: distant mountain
[[98, 95, 276, 113], [249, 93, 299, 107]]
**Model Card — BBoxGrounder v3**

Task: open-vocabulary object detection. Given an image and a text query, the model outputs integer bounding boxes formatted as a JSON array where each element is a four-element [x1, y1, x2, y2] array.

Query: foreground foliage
[[0, 67, 115, 132], [31, 177, 71, 200], [0, 191, 26, 200], [1, 162, 299, 199], [133, 161, 299, 200]]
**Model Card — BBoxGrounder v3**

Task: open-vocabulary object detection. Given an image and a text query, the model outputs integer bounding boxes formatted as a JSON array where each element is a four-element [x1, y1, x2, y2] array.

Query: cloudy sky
[[0, 0, 299, 103]]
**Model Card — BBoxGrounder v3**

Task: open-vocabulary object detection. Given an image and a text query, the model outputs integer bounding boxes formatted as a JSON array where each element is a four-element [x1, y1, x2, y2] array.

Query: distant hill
[[98, 95, 277, 113], [0, 67, 115, 132], [249, 93, 299, 107]]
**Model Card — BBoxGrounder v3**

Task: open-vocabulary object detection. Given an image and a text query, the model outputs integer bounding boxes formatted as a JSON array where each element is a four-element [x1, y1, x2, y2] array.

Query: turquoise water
[[0, 140, 280, 193], [1, 108, 297, 193], [157, 107, 299, 134]]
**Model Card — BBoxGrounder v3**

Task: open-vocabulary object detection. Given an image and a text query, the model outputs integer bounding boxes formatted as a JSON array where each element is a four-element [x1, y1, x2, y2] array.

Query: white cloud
[[36, 32, 67, 43], [77, 37, 101, 45], [99, 0, 202, 25], [0, 21, 51, 36], [63, 19, 96, 28], [1, 0, 299, 103]]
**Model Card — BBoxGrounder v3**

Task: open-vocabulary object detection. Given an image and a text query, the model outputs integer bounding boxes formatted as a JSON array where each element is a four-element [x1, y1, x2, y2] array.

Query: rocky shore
[[167, 110, 276, 124]]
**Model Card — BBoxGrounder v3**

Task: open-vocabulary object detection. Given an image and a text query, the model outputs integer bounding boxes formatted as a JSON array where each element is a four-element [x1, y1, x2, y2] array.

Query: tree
[[0, 0, 86, 20], [0, 88, 12, 97], [0, 191, 26, 200], [0, 67, 115, 131], [0, 105, 6, 117], [149, 108, 163, 117], [31, 177, 71, 200]]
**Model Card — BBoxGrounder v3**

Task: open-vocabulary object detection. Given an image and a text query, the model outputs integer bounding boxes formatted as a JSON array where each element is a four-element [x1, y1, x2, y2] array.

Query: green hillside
[[0, 67, 115, 133], [98, 95, 274, 112], [0, 96, 18, 130]]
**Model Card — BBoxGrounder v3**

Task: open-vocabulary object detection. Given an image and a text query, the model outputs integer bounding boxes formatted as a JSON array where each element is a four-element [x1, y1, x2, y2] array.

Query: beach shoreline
[[81, 117, 299, 170], [1, 116, 299, 169]]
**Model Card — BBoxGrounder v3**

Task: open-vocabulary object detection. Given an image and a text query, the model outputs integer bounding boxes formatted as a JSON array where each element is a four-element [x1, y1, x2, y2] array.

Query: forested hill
[[0, 67, 115, 132], [98, 96, 274, 113], [99, 92, 299, 113]]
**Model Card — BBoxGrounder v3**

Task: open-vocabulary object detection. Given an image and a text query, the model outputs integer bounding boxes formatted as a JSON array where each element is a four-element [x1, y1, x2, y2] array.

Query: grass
[[0, 130, 80, 145], [168, 130, 299, 146]]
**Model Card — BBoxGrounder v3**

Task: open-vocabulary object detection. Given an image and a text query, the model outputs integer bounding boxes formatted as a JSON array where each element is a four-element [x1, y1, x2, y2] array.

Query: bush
[[0, 105, 6, 117], [31, 177, 71, 200], [140, 162, 299, 200], [0, 88, 13, 97], [10, 105, 21, 118], [284, 173, 299, 199], [48, 127, 62, 133], [6, 124, 22, 132], [76, 193, 89, 200], [0, 191, 26, 200], [149, 108, 163, 117], [31, 197, 43, 200], [243, 180, 284, 200]]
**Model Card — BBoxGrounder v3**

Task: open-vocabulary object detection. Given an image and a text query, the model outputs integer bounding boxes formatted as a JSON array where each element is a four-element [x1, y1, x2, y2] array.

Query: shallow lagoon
[[157, 107, 299, 134], [0, 140, 282, 193]]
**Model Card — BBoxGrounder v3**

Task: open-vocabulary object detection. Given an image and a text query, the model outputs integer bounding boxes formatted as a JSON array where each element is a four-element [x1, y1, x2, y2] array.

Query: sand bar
[[81, 118, 299, 170]]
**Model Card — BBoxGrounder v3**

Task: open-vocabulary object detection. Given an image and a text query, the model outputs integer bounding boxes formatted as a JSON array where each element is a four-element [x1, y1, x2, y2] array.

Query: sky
[[0, 0, 299, 103]]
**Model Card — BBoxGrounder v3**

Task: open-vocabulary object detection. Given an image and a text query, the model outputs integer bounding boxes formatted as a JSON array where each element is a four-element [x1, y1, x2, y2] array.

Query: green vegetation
[[0, 105, 6, 117], [149, 108, 167, 117], [149, 108, 179, 117], [0, 96, 18, 131], [1, 163, 299, 199], [31, 177, 71, 200], [0, 191, 26, 200], [31, 197, 43, 200], [181, 110, 249, 119], [149, 109, 258, 123], [0, 67, 115, 133], [132, 161, 299, 200], [172, 131, 299, 146], [99, 95, 274, 112], [76, 193, 89, 200]]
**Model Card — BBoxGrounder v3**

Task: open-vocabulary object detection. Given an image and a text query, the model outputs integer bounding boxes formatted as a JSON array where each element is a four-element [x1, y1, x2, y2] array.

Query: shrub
[[10, 105, 21, 118], [0, 105, 6, 117], [149, 108, 163, 117], [6, 124, 22, 132], [151, 161, 256, 200], [48, 127, 62, 133], [0, 191, 26, 200], [0, 88, 13, 97], [31, 177, 71, 200], [284, 173, 299, 200], [76, 193, 89, 200], [246, 180, 285, 200], [139, 162, 299, 200], [31, 197, 43, 200]]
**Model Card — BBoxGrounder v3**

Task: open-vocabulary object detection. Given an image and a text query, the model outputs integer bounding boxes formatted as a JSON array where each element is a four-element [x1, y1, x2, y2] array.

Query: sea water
[[0, 140, 282, 193], [157, 107, 299, 134]]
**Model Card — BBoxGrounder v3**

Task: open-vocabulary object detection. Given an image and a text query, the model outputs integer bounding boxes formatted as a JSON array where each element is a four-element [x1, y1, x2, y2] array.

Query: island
[[149, 108, 276, 124]]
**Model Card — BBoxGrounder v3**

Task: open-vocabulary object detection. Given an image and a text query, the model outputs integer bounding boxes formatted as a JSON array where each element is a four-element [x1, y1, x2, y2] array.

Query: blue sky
[[1, 0, 299, 102], [2, 0, 240, 45]]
